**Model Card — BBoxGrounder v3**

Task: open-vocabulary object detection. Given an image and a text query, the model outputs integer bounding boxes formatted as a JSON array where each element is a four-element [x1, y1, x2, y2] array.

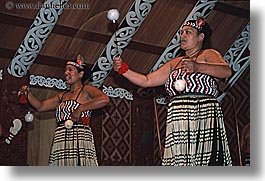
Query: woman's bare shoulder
[[203, 48, 222, 56], [169, 56, 183, 69]]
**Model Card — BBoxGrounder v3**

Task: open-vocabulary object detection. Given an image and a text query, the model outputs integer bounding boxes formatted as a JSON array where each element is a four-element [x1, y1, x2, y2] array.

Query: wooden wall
[[221, 66, 250, 166], [0, 71, 28, 165], [27, 116, 56, 166]]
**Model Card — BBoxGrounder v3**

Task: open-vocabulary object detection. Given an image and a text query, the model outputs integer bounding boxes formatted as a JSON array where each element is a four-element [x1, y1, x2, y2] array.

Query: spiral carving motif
[[7, 0, 69, 78], [30, 75, 67, 90], [91, 0, 157, 88], [102, 85, 133, 100], [217, 23, 250, 102]]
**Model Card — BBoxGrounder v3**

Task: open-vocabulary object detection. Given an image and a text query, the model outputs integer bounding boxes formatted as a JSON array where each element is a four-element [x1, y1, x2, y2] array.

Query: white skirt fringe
[[162, 94, 232, 166], [49, 122, 98, 166]]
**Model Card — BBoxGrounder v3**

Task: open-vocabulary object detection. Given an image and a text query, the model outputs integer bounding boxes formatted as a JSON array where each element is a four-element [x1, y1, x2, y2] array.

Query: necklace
[[174, 48, 202, 92], [185, 49, 202, 59], [68, 87, 81, 93], [173, 49, 202, 70]]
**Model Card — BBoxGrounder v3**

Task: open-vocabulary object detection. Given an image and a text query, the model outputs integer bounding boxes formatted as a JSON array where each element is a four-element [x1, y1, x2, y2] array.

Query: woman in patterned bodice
[[113, 17, 232, 166], [19, 55, 109, 166]]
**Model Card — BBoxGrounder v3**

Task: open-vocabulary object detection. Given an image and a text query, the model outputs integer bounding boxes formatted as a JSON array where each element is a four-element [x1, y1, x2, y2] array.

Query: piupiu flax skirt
[[162, 94, 232, 166], [49, 122, 98, 166]]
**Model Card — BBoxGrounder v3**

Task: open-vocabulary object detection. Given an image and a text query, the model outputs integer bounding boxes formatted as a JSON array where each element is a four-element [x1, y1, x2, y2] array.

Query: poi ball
[[65, 120, 73, 129], [174, 79, 186, 91], [25, 111, 34, 122], [107, 9, 120, 23]]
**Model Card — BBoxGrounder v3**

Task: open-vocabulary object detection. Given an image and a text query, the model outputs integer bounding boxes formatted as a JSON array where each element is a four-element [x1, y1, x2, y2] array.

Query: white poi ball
[[174, 79, 186, 91], [25, 111, 34, 122], [107, 9, 120, 23], [65, 120, 73, 129]]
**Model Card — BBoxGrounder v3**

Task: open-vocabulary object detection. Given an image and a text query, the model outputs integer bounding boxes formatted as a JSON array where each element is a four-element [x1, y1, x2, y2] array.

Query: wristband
[[80, 117, 90, 125], [19, 94, 28, 104], [18, 85, 29, 104], [118, 61, 129, 75]]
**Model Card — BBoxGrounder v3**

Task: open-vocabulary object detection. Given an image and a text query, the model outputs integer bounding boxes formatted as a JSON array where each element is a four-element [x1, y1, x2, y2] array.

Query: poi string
[[231, 94, 243, 166], [173, 49, 202, 91], [107, 9, 120, 58], [153, 89, 163, 159]]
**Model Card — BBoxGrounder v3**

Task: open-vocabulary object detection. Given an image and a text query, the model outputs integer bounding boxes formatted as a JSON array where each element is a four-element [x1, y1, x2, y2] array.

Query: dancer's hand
[[18, 85, 29, 97], [181, 59, 198, 74], [113, 57, 122, 72]]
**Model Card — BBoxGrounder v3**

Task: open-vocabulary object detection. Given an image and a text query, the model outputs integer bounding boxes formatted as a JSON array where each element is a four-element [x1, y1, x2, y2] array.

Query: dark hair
[[67, 55, 92, 84], [200, 19, 212, 49], [182, 17, 213, 49], [77, 63, 92, 84]]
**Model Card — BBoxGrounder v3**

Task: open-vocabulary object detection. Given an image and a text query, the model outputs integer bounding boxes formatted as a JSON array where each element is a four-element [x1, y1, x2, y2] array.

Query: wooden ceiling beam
[[0, 47, 65, 68], [214, 2, 249, 19], [0, 13, 164, 54], [0, 0, 249, 68], [0, 47, 95, 68]]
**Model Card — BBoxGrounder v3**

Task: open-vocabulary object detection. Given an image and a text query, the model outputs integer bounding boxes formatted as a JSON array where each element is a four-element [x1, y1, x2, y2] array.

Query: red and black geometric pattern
[[221, 66, 250, 166], [100, 97, 131, 165]]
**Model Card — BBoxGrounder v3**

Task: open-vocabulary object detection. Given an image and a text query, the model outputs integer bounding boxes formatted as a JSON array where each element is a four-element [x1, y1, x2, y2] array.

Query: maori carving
[[7, 0, 69, 78], [28, 75, 134, 101], [29, 75, 67, 90], [217, 23, 250, 102], [102, 85, 133, 101], [91, 0, 157, 88], [5, 119, 22, 145]]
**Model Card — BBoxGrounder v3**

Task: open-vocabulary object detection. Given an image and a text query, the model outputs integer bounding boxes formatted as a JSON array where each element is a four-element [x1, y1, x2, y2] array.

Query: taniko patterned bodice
[[55, 86, 92, 123], [56, 100, 92, 123], [165, 68, 219, 97]]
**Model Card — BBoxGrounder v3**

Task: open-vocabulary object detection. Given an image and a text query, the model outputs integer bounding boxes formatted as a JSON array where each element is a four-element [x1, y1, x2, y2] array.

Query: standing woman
[[19, 55, 110, 166], [113, 17, 232, 166]]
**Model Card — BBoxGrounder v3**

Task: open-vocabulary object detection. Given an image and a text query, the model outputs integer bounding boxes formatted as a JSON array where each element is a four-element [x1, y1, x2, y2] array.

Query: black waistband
[[177, 92, 215, 97], [170, 93, 215, 102]]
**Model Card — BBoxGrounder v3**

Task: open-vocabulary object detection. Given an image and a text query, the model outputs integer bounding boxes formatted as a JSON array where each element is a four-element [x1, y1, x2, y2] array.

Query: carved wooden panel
[[221, 66, 250, 166], [131, 95, 155, 166], [100, 97, 132, 165]]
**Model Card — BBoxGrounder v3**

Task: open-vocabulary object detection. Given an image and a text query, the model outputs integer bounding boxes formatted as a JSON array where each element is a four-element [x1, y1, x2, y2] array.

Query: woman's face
[[180, 26, 202, 51], [64, 65, 82, 84]]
